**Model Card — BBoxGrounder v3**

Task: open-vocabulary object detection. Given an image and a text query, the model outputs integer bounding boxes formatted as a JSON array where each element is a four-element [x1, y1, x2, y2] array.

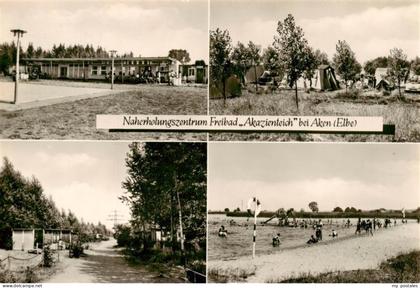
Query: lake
[[208, 214, 407, 261]]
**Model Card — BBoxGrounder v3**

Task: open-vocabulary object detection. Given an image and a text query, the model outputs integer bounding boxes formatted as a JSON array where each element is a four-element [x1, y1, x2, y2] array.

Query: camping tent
[[245, 65, 265, 84], [374, 67, 389, 88], [313, 65, 340, 91], [295, 65, 339, 91]]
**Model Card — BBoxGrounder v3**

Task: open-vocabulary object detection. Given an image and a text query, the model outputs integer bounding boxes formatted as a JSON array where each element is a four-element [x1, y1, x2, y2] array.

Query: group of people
[[306, 219, 338, 244], [218, 216, 414, 248]]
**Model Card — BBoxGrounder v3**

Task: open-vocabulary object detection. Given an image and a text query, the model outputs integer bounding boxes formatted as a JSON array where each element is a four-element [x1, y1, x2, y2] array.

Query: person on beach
[[315, 220, 323, 240], [366, 219, 373, 236], [218, 225, 228, 237], [355, 218, 362, 234], [272, 233, 281, 247], [307, 235, 318, 244]]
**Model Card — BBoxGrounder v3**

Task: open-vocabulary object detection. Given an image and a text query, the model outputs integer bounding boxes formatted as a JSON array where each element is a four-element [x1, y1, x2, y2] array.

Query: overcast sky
[[208, 143, 420, 212], [0, 0, 208, 62], [211, 0, 419, 63], [0, 141, 132, 229]]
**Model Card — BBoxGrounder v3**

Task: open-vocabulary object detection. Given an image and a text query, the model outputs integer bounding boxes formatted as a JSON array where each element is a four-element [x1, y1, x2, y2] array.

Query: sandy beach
[[208, 222, 420, 283]]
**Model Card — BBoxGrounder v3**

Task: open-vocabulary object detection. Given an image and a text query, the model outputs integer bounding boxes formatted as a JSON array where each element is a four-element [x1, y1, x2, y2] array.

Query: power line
[[107, 210, 124, 227]]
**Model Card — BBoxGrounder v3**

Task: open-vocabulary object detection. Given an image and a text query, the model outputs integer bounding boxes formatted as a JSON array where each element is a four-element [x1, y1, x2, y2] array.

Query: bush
[[24, 266, 38, 283], [43, 246, 54, 267], [113, 225, 131, 247], [69, 242, 84, 258]]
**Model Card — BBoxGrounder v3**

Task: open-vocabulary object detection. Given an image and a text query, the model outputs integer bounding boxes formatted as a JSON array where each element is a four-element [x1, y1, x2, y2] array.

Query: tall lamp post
[[10, 29, 27, 104], [109, 50, 117, 90]]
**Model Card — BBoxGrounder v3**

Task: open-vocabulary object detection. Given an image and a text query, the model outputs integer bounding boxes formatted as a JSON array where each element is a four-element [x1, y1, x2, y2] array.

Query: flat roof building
[[20, 57, 208, 84]]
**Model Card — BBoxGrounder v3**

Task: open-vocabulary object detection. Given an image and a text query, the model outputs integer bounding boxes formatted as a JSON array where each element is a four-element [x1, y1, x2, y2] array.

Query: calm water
[[208, 214, 405, 261]]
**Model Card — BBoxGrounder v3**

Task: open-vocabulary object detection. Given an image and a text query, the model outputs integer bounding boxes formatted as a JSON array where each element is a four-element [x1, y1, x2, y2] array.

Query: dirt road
[[46, 239, 184, 283]]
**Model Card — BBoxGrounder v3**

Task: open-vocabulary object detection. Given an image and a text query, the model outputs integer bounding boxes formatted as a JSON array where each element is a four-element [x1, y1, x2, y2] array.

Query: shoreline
[[208, 223, 420, 283]]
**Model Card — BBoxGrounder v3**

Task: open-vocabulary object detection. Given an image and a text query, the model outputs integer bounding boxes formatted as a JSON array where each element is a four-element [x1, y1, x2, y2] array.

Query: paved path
[[46, 239, 184, 283], [0, 81, 120, 111]]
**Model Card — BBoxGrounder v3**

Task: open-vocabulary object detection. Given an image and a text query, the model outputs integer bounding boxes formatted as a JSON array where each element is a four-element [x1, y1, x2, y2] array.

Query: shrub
[[69, 242, 84, 258], [24, 266, 38, 283], [43, 246, 54, 267], [113, 225, 131, 247]]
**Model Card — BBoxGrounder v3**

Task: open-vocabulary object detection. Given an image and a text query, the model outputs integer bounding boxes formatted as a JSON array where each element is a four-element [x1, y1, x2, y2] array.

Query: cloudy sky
[[0, 141, 132, 229], [211, 0, 419, 63], [0, 0, 208, 62], [208, 143, 420, 212]]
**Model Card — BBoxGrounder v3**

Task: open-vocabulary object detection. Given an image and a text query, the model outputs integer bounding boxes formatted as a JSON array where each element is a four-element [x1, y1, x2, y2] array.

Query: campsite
[[0, 141, 207, 283], [209, 2, 420, 142]]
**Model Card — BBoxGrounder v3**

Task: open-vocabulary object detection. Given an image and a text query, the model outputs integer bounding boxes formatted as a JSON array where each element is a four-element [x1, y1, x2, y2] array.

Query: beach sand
[[208, 223, 420, 283]]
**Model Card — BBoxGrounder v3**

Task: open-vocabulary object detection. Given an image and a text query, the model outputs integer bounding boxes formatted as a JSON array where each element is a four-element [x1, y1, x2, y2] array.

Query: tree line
[[0, 157, 109, 250], [0, 41, 194, 76], [116, 142, 206, 273], [210, 14, 420, 106]]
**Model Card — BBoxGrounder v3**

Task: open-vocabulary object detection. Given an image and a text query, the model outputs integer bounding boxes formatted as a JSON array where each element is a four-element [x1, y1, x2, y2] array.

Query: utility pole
[[107, 210, 124, 227], [10, 29, 27, 104], [109, 50, 117, 90]]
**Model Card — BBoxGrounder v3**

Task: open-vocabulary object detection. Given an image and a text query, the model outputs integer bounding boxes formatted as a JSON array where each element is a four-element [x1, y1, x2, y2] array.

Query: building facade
[[21, 57, 208, 84]]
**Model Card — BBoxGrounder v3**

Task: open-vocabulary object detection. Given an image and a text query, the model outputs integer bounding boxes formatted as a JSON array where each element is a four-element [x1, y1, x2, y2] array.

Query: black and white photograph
[[207, 143, 420, 283], [0, 141, 207, 283], [0, 0, 208, 140], [209, 0, 420, 142]]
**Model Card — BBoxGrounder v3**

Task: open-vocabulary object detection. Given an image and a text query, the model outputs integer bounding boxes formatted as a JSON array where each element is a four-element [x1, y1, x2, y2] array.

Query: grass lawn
[[209, 88, 420, 142], [0, 81, 207, 140]]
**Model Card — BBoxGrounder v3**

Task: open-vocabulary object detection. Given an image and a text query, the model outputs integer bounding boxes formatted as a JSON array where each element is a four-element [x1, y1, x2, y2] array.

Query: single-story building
[[180, 60, 208, 84], [12, 228, 73, 251], [19, 57, 208, 84], [21, 56, 180, 83]]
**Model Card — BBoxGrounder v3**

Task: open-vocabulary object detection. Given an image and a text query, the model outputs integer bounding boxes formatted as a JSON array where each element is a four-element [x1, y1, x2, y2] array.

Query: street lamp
[[109, 50, 117, 90], [10, 29, 27, 104]]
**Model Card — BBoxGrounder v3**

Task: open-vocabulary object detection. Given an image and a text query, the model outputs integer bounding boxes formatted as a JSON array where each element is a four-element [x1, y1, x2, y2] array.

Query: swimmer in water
[[218, 225, 228, 237], [272, 233, 281, 247]]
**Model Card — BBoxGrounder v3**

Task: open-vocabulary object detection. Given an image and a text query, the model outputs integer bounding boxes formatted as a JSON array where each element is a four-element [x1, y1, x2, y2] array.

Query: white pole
[[14, 32, 21, 104], [110, 50, 116, 90]]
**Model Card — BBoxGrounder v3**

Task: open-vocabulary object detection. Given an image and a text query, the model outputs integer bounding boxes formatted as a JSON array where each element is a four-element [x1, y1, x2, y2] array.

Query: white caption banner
[[96, 115, 384, 132]]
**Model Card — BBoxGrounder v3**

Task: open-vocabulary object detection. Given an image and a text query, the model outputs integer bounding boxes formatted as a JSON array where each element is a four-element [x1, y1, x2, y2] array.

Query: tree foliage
[[0, 157, 110, 249], [388, 48, 410, 99], [246, 41, 262, 92], [363, 56, 388, 76], [231, 41, 249, 84], [274, 14, 309, 109], [168, 49, 191, 64], [314, 49, 330, 66], [302, 46, 317, 88], [121, 143, 206, 259], [332, 40, 361, 91], [210, 28, 232, 101], [308, 201, 319, 213], [411, 57, 420, 76], [262, 45, 282, 77], [0, 42, 134, 75]]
